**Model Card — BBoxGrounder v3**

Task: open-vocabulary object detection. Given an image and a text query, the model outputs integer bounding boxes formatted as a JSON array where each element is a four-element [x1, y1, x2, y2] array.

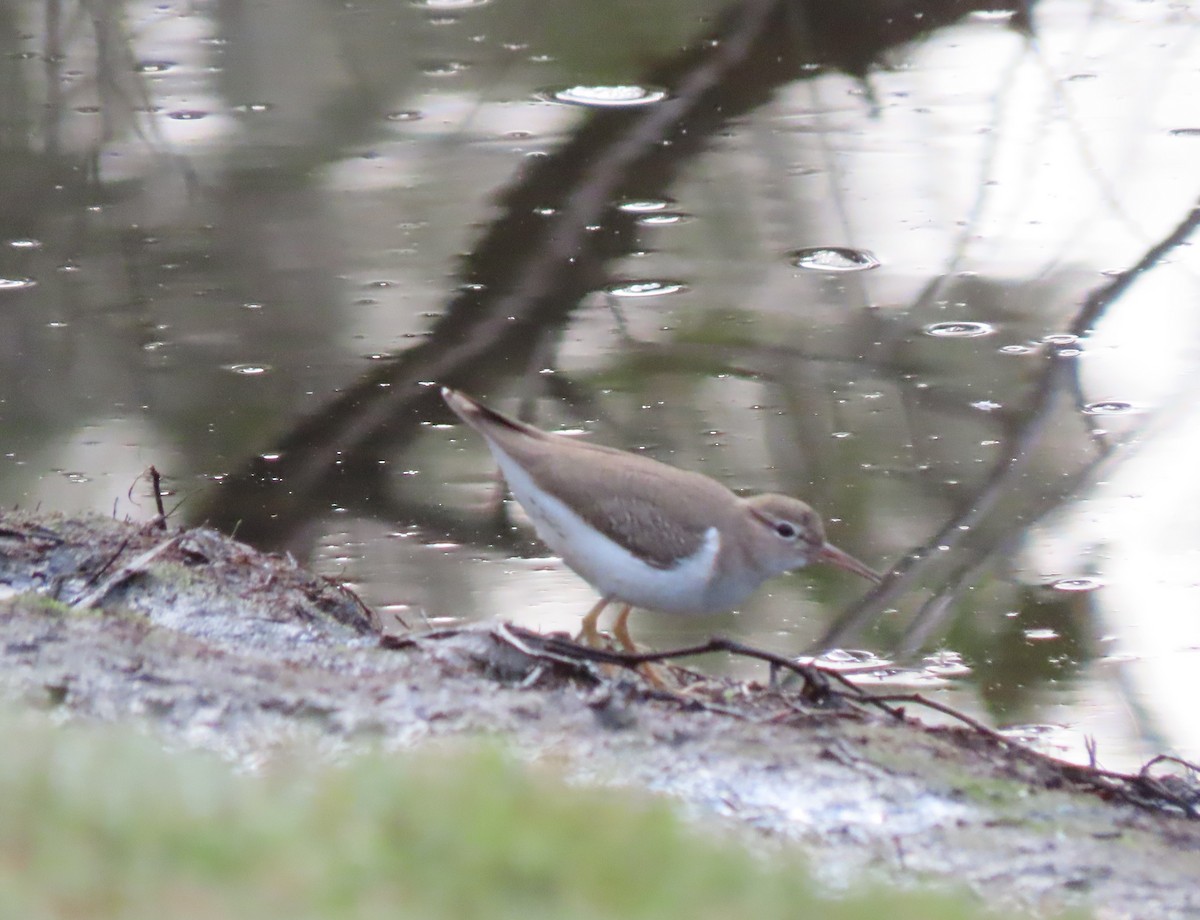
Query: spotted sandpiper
[[442, 387, 880, 657]]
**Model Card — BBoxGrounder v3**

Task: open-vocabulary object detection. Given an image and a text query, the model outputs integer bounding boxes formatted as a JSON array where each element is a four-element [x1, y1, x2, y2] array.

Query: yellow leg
[[610, 603, 672, 690], [611, 603, 637, 652], [577, 596, 612, 647]]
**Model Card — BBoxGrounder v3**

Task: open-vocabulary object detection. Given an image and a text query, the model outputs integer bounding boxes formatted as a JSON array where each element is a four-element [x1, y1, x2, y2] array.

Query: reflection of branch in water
[[816, 196, 1200, 652], [200, 0, 1021, 548], [907, 39, 1028, 318], [42, 1, 200, 187]]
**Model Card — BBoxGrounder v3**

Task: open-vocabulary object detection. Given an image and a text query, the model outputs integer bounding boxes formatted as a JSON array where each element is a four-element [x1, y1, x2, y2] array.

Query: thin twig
[[381, 623, 1200, 817], [74, 537, 132, 595], [526, 630, 849, 702], [72, 536, 180, 609], [149, 465, 167, 529]]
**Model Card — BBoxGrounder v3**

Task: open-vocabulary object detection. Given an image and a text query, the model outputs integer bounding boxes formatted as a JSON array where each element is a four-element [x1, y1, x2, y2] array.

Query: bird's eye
[[775, 521, 798, 539]]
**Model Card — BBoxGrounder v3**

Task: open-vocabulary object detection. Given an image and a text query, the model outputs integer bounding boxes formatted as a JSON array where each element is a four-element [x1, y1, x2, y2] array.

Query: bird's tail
[[441, 387, 543, 438]]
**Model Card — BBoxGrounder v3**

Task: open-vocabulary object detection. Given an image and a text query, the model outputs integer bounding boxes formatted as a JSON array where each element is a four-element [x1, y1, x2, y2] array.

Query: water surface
[[1, 0, 1199, 769]]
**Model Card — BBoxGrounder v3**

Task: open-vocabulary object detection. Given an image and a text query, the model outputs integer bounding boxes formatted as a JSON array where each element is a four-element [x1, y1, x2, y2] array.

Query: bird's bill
[[817, 542, 882, 584]]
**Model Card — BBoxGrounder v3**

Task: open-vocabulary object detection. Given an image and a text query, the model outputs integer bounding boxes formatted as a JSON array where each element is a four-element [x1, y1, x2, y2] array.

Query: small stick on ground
[[72, 536, 180, 609], [149, 466, 167, 530]]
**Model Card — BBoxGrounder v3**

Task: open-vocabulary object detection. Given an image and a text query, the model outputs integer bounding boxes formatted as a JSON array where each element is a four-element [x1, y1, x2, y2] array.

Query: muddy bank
[[1, 510, 1198, 918]]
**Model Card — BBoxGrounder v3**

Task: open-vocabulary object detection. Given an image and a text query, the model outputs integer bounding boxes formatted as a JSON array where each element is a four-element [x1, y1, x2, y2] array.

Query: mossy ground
[[0, 714, 1047, 920]]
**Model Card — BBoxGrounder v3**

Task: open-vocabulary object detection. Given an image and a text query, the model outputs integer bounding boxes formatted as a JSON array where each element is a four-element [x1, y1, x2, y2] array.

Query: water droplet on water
[[224, 363, 272, 376], [387, 110, 423, 122], [788, 247, 880, 272], [412, 0, 490, 7], [999, 344, 1034, 355], [969, 9, 1017, 21], [637, 212, 691, 226], [0, 277, 37, 290], [604, 280, 686, 298], [135, 60, 175, 73], [1051, 576, 1103, 593], [1082, 401, 1135, 415], [924, 321, 994, 338], [1023, 628, 1060, 642], [799, 648, 894, 670], [7, 239, 42, 249], [421, 60, 469, 77], [922, 651, 972, 679], [1042, 333, 1078, 346], [618, 198, 674, 213], [167, 110, 208, 120], [541, 84, 669, 107]]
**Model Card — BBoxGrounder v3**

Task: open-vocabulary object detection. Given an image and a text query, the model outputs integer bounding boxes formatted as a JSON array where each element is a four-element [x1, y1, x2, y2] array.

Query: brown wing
[[528, 451, 732, 570], [571, 493, 710, 569]]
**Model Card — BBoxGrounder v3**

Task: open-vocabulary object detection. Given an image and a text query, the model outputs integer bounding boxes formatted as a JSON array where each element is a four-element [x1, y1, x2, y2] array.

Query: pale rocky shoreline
[[1, 510, 1198, 919]]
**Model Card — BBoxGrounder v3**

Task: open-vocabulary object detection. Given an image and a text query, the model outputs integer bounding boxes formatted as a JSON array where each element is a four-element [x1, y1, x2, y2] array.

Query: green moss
[[0, 714, 1068, 920], [1, 592, 74, 617]]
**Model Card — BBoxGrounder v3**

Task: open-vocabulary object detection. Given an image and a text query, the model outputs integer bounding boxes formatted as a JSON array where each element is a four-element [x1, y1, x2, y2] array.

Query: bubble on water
[[0, 277, 37, 290], [540, 84, 669, 107], [788, 246, 880, 272], [1051, 576, 1103, 593], [1023, 628, 1060, 642], [604, 279, 686, 298], [1082, 401, 1135, 416], [818, 648, 893, 668], [412, 0, 490, 7], [969, 9, 1018, 21], [167, 110, 208, 120], [421, 60, 469, 77], [924, 321, 994, 338], [617, 198, 674, 213], [636, 212, 691, 226], [1042, 333, 1078, 346], [224, 363, 272, 376], [922, 651, 972, 679]]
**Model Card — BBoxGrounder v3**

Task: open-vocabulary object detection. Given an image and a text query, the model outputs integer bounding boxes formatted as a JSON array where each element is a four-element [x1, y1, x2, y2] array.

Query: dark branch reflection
[[197, 0, 1029, 548]]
